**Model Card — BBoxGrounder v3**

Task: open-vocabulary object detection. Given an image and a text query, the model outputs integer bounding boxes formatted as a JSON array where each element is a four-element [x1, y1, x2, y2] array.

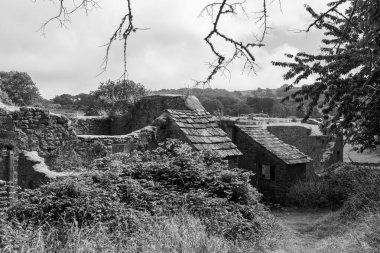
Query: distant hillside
[[153, 86, 319, 118], [239, 84, 301, 98]]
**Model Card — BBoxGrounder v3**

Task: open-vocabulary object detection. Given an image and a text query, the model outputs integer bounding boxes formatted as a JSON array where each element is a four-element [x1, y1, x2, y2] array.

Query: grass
[[272, 209, 380, 253], [0, 212, 275, 253]]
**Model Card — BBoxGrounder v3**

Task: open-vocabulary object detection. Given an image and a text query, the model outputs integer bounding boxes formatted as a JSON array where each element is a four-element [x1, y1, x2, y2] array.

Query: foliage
[[155, 88, 318, 117], [0, 212, 273, 253], [273, 0, 380, 149], [6, 140, 275, 244], [52, 93, 97, 107], [90, 79, 146, 116], [0, 71, 41, 106], [287, 163, 380, 214], [286, 180, 330, 208], [0, 87, 13, 105]]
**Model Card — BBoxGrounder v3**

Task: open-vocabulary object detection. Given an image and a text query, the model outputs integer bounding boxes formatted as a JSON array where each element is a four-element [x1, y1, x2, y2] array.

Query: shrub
[[287, 163, 380, 212], [6, 140, 275, 245], [287, 180, 330, 208]]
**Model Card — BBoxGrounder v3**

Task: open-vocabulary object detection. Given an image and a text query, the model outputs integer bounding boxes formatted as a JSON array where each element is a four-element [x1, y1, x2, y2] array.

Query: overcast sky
[[0, 0, 330, 99]]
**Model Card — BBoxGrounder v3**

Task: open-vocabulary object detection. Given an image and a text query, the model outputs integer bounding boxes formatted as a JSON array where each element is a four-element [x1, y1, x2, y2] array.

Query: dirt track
[[271, 209, 337, 253]]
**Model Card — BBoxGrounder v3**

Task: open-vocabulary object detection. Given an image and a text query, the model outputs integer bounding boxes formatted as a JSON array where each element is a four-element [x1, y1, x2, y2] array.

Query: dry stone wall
[[0, 104, 78, 168], [124, 95, 205, 134], [0, 102, 159, 172], [76, 126, 158, 164], [71, 116, 111, 135]]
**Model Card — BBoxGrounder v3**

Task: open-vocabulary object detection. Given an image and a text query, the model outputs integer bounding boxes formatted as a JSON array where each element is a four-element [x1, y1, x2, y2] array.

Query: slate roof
[[237, 125, 312, 165], [164, 109, 242, 158]]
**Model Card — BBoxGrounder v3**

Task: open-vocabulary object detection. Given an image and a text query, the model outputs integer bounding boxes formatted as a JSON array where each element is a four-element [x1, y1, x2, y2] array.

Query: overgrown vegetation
[[0, 140, 277, 252], [285, 163, 380, 252], [287, 163, 380, 215]]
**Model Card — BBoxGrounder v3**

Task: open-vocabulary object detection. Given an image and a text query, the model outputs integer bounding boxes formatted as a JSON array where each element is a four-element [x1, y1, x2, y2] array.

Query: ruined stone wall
[[18, 151, 78, 189], [71, 116, 111, 135], [0, 104, 158, 170], [76, 126, 158, 165], [266, 125, 342, 175], [125, 95, 205, 133], [0, 104, 78, 168], [110, 115, 131, 135]]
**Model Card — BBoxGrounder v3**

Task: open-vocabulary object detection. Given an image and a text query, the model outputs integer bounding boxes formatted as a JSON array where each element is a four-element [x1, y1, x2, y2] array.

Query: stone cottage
[[221, 123, 312, 202], [153, 109, 242, 164], [220, 117, 344, 176]]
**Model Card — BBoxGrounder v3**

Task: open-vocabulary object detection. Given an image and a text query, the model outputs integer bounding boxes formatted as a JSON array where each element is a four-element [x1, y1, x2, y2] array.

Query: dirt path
[[270, 209, 333, 253]]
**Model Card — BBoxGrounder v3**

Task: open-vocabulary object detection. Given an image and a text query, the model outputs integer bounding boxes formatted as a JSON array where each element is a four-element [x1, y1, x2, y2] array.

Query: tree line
[[0, 70, 320, 118]]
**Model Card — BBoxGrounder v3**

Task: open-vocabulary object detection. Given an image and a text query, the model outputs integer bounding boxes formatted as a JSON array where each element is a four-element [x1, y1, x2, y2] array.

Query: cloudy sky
[[0, 0, 330, 99]]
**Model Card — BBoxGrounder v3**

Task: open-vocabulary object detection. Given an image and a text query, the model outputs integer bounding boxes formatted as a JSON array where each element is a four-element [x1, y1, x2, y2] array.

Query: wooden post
[[1, 149, 7, 181], [7, 150, 14, 185]]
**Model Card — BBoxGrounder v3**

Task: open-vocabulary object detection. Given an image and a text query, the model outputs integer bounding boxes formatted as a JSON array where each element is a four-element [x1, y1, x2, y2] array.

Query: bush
[[287, 163, 380, 215], [287, 180, 330, 208], [6, 140, 275, 245]]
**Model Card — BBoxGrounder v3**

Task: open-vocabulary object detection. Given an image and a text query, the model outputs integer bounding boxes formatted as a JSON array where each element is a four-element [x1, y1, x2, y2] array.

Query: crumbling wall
[[71, 116, 111, 135], [0, 180, 9, 208], [122, 95, 205, 134], [0, 104, 78, 168], [110, 115, 131, 135], [76, 126, 158, 164], [266, 125, 343, 175], [17, 151, 76, 189]]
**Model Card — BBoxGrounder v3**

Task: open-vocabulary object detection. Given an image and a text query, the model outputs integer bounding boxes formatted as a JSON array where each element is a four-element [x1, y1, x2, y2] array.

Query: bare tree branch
[[39, 0, 100, 34], [38, 0, 274, 85], [196, 0, 267, 87]]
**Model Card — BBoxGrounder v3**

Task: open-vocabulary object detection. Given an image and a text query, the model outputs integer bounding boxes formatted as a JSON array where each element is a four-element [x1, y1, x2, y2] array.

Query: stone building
[[265, 123, 343, 174], [111, 94, 206, 135], [220, 117, 343, 176], [226, 124, 311, 202], [153, 109, 242, 163]]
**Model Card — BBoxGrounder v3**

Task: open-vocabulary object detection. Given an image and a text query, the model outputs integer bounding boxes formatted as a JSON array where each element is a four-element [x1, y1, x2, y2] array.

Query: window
[[262, 164, 275, 181], [262, 164, 270, 180]]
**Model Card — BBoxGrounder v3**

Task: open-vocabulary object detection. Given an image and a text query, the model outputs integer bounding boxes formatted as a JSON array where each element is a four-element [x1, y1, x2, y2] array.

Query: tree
[[202, 98, 224, 115], [0, 87, 13, 105], [0, 71, 41, 106], [90, 79, 147, 116], [273, 0, 380, 149], [247, 96, 275, 115], [52, 94, 75, 105]]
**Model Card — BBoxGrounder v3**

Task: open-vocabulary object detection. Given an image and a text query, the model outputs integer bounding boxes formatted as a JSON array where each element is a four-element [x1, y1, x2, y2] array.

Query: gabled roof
[[237, 125, 312, 165], [161, 109, 242, 158]]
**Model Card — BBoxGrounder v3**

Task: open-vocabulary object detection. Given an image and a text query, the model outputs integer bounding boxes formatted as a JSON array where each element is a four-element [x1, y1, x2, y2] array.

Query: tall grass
[[0, 212, 272, 253], [285, 163, 380, 252], [286, 180, 330, 208]]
